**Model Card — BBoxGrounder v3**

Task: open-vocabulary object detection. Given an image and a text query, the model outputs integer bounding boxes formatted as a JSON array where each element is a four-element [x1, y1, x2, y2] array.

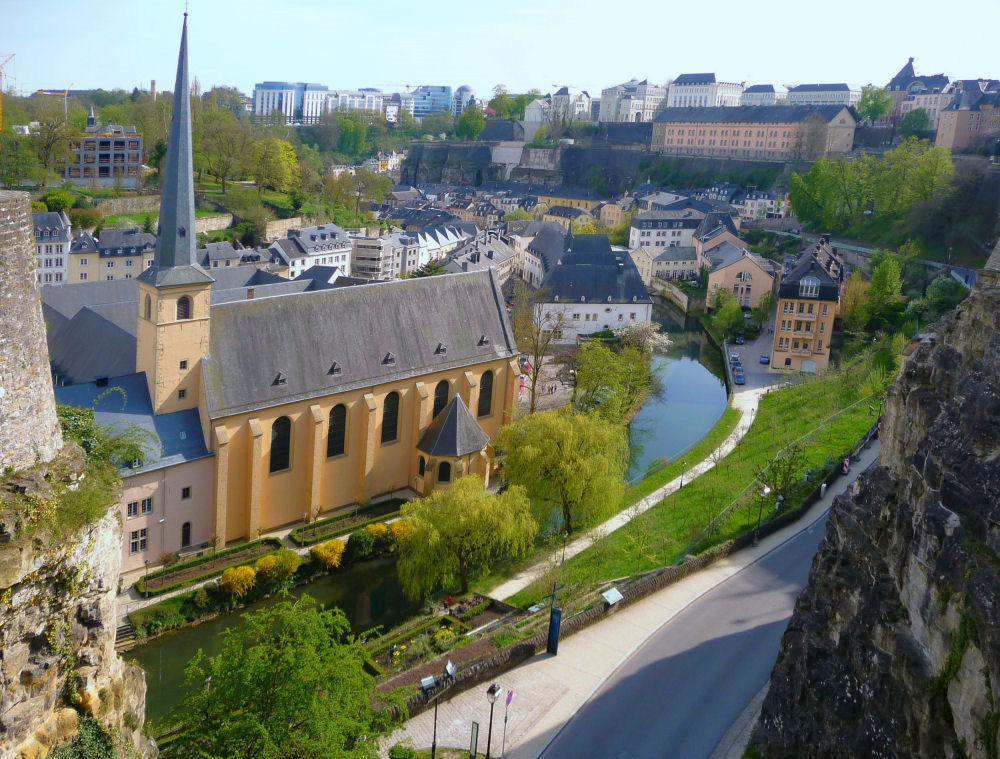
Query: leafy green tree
[[503, 208, 533, 222], [249, 137, 299, 194], [421, 110, 455, 138], [201, 109, 252, 193], [856, 86, 892, 124], [41, 189, 74, 212], [411, 260, 446, 277], [500, 410, 627, 534], [528, 126, 548, 147], [573, 342, 651, 425], [165, 597, 402, 759], [925, 273, 967, 316], [750, 291, 776, 326], [68, 208, 102, 229], [397, 476, 536, 597], [338, 116, 368, 156], [868, 253, 903, 325], [48, 715, 115, 759], [900, 108, 930, 137], [841, 269, 870, 333], [456, 105, 486, 140], [0, 132, 39, 189]]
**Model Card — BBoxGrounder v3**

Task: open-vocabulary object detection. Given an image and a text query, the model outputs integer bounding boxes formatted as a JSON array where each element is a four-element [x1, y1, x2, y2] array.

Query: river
[[132, 301, 726, 725]]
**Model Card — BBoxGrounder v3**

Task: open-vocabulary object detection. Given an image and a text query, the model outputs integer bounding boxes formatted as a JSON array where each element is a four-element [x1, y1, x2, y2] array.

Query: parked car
[[729, 353, 741, 363], [734, 335, 745, 345], [733, 372, 746, 385], [760, 354, 770, 364]]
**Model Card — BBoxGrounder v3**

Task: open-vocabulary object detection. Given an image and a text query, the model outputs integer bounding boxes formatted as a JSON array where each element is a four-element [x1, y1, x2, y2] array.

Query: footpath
[[382, 441, 881, 759]]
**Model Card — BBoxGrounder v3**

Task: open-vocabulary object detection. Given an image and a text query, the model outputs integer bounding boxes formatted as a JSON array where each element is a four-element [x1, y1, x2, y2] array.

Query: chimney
[[462, 261, 468, 271], [151, 79, 157, 101], [247, 287, 255, 299]]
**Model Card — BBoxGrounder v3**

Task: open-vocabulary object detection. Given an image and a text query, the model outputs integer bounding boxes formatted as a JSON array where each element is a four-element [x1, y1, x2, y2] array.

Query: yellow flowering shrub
[[365, 522, 389, 546], [389, 520, 412, 548], [310, 538, 346, 570], [219, 565, 256, 598]]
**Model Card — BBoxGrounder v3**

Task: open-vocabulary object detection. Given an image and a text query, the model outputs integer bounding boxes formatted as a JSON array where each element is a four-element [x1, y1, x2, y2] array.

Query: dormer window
[[383, 352, 396, 366], [799, 276, 820, 298], [435, 342, 447, 355], [328, 362, 342, 376], [272, 372, 288, 386], [478, 335, 490, 346]]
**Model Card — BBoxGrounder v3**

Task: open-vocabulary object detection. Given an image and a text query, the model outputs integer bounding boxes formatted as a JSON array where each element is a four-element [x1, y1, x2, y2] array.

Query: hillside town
[[2, 4, 1000, 759]]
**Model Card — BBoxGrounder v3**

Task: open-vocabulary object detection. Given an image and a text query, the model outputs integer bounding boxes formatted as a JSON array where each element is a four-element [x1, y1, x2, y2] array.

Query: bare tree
[[510, 279, 571, 412]]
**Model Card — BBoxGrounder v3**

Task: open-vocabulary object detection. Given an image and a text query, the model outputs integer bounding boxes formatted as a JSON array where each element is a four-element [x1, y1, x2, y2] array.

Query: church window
[[176, 295, 192, 320], [433, 380, 449, 418], [327, 404, 347, 457], [381, 392, 399, 444], [478, 370, 494, 418], [270, 416, 291, 473]]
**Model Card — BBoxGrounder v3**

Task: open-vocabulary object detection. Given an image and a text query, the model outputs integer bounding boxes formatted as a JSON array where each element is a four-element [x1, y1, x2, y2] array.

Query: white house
[[269, 223, 352, 279], [666, 73, 744, 108], [32, 211, 72, 285]]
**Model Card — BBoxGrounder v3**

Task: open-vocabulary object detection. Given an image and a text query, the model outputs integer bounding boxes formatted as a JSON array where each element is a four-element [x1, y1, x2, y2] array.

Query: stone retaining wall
[[93, 195, 160, 216], [263, 216, 302, 242], [194, 213, 233, 233]]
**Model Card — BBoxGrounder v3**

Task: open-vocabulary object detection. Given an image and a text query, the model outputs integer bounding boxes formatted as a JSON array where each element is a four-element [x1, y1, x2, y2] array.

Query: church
[[47, 16, 519, 579]]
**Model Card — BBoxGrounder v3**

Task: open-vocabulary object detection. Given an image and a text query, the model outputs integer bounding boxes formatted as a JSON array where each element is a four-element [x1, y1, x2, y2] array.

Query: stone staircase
[[115, 621, 136, 652]]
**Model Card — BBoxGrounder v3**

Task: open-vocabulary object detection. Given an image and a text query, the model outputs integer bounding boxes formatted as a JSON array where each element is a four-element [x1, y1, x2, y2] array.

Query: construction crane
[[0, 54, 14, 130], [33, 86, 73, 121]]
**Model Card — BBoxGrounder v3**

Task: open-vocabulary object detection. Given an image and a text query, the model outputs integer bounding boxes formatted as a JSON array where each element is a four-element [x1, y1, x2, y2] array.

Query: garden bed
[[135, 537, 282, 596], [288, 499, 405, 546]]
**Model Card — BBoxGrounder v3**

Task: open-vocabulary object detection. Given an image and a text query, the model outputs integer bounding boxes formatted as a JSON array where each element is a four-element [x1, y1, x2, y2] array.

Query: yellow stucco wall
[[771, 297, 837, 372]]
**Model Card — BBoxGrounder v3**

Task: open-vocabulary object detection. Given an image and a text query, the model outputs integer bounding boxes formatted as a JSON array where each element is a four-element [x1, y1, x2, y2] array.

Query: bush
[[364, 522, 389, 547], [219, 565, 256, 598], [389, 520, 411, 548], [72, 195, 94, 209], [310, 538, 346, 569], [346, 529, 375, 562], [388, 743, 418, 759], [255, 548, 301, 583], [41, 189, 75, 212], [431, 627, 457, 652], [192, 587, 210, 608], [69, 208, 103, 229], [31, 201, 48, 212]]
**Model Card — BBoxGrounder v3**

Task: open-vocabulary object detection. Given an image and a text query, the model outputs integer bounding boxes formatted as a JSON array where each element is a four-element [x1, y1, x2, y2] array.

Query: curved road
[[539, 509, 830, 759]]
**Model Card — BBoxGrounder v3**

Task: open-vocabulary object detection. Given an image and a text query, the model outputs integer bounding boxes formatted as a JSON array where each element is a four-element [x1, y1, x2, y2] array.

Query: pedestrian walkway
[[490, 386, 766, 601], [382, 441, 881, 759]]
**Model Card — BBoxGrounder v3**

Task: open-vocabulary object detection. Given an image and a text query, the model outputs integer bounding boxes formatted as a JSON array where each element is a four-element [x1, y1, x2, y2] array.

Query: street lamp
[[143, 560, 150, 599], [485, 683, 500, 759], [680, 460, 687, 489], [158, 517, 166, 555], [753, 485, 771, 546], [561, 531, 568, 564], [420, 660, 457, 759]]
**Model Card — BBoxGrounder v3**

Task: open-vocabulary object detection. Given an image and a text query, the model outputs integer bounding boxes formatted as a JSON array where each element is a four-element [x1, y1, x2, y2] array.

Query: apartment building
[[33, 211, 72, 285], [936, 81, 1000, 150], [887, 58, 950, 125], [253, 82, 329, 123], [899, 78, 952, 131], [652, 105, 856, 160], [784, 83, 861, 107], [599, 79, 667, 123], [740, 85, 783, 106], [63, 108, 143, 188], [666, 73, 743, 108], [269, 224, 352, 278], [550, 87, 592, 121], [771, 249, 841, 373], [706, 242, 776, 308]]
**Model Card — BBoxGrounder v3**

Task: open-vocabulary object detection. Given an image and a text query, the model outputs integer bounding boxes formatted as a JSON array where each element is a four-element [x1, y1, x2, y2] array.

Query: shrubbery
[[347, 529, 375, 561], [310, 538, 346, 569], [219, 565, 256, 598], [255, 548, 301, 584]]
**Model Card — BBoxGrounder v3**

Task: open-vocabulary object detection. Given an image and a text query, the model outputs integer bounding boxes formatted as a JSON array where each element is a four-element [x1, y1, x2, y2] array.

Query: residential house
[[535, 235, 652, 343], [524, 98, 550, 125], [550, 87, 592, 121], [652, 246, 701, 280], [599, 79, 667, 123], [442, 232, 516, 284], [350, 231, 420, 279], [936, 81, 1000, 150], [596, 196, 634, 227], [535, 187, 603, 213], [63, 108, 143, 188], [628, 207, 708, 249], [629, 246, 656, 286], [67, 227, 156, 283], [886, 58, 951, 125], [506, 221, 566, 287], [784, 83, 861, 107], [543, 205, 593, 231], [33, 211, 72, 285], [652, 105, 856, 160], [666, 73, 744, 108], [737, 190, 788, 220], [740, 85, 783, 106], [50, 19, 519, 577], [268, 224, 352, 279], [705, 241, 776, 308]]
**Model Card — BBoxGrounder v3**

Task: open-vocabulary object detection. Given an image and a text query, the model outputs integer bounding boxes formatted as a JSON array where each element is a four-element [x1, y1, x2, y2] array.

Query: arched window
[[432, 380, 449, 418], [269, 416, 291, 473], [181, 521, 191, 548], [176, 295, 192, 320], [478, 370, 494, 418], [144, 294, 151, 320], [438, 461, 451, 483], [327, 404, 346, 457], [418, 456, 426, 477], [381, 392, 399, 444]]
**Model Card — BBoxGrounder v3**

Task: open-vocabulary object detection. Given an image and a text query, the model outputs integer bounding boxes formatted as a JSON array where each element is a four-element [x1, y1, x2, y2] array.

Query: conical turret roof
[[416, 395, 490, 457]]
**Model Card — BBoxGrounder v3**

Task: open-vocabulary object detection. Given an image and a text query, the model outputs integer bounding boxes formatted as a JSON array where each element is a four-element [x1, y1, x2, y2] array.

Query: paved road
[[539, 509, 829, 759]]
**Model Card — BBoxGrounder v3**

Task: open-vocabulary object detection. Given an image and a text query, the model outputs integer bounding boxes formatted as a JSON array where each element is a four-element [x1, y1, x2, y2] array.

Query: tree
[[868, 254, 903, 324], [166, 596, 402, 759], [856, 87, 892, 125], [900, 108, 930, 137], [528, 126, 548, 147], [411, 260, 446, 277], [397, 476, 536, 597], [750, 291, 776, 327], [504, 208, 533, 222], [202, 109, 252, 193], [925, 273, 967, 316], [421, 110, 455, 138], [710, 290, 744, 337], [754, 442, 807, 503], [41, 189, 74, 212], [0, 132, 39, 189], [573, 342, 652, 425], [456, 105, 486, 140], [500, 410, 627, 534], [68, 208, 102, 230], [30, 103, 76, 188], [509, 279, 571, 412], [841, 269, 870, 333], [249, 137, 300, 195], [338, 116, 368, 156]]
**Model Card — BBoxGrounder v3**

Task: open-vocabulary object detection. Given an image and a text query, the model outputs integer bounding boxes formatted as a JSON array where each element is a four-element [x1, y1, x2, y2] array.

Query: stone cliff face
[[756, 272, 1000, 758], [0, 455, 152, 758]]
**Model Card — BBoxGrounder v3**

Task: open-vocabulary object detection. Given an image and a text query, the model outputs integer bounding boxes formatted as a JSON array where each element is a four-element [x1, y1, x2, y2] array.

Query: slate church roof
[[416, 396, 490, 457]]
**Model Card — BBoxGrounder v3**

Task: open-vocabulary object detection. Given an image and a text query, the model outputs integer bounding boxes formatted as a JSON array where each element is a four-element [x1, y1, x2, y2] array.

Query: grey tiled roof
[[673, 73, 716, 85], [416, 395, 489, 457], [788, 83, 850, 92], [654, 105, 852, 124], [33, 211, 71, 236], [54, 372, 211, 475], [743, 84, 775, 93], [201, 270, 517, 419], [542, 239, 651, 306], [655, 246, 698, 262]]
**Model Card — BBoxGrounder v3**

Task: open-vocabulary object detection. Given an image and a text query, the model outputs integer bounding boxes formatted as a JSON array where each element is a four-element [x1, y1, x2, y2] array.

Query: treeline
[[637, 157, 782, 193], [789, 138, 1000, 266]]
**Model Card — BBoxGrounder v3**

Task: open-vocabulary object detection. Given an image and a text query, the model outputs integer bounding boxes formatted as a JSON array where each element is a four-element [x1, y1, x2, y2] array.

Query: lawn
[[508, 354, 882, 608]]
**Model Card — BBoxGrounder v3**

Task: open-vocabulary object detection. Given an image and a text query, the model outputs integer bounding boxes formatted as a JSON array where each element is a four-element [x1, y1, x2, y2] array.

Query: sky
[[3, 0, 999, 99]]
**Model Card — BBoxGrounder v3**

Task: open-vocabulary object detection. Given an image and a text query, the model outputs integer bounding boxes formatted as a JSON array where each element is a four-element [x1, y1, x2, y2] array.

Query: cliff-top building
[[48, 16, 520, 580]]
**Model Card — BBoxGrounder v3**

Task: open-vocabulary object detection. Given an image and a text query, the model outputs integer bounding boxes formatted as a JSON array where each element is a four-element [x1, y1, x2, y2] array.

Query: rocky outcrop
[[756, 274, 1000, 757], [0, 460, 153, 758]]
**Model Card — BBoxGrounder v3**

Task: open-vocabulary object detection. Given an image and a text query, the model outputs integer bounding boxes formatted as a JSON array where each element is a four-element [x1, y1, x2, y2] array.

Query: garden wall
[[93, 195, 161, 216]]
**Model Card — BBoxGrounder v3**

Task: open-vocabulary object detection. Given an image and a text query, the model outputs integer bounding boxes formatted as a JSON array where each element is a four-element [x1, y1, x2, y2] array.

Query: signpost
[[501, 689, 513, 756], [843, 456, 850, 475], [542, 580, 565, 656], [469, 721, 479, 759]]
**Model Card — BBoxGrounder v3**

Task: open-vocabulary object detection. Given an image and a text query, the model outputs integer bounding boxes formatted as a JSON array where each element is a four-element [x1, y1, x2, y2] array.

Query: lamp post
[[420, 660, 456, 759], [485, 683, 499, 759], [680, 459, 687, 489], [753, 485, 771, 546], [143, 560, 149, 599], [561, 531, 568, 564], [158, 517, 166, 556]]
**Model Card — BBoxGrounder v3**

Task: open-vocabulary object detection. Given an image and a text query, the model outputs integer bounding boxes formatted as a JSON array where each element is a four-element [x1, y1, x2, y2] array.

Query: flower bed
[[287, 499, 405, 546], [369, 615, 472, 672], [134, 537, 283, 596]]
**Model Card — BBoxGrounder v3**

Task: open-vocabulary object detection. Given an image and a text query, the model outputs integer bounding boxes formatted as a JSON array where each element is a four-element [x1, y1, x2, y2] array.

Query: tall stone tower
[[0, 190, 63, 471]]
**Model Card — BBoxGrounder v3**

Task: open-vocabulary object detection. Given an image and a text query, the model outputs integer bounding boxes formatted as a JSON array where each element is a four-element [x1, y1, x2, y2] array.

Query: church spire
[[138, 13, 212, 287]]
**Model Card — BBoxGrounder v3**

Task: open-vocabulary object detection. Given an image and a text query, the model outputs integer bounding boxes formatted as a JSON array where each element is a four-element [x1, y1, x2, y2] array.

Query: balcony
[[792, 329, 815, 338]]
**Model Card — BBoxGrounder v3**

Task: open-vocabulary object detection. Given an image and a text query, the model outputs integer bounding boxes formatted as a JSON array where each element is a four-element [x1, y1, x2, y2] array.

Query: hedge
[[289, 510, 401, 547], [134, 537, 283, 597], [459, 601, 491, 622]]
